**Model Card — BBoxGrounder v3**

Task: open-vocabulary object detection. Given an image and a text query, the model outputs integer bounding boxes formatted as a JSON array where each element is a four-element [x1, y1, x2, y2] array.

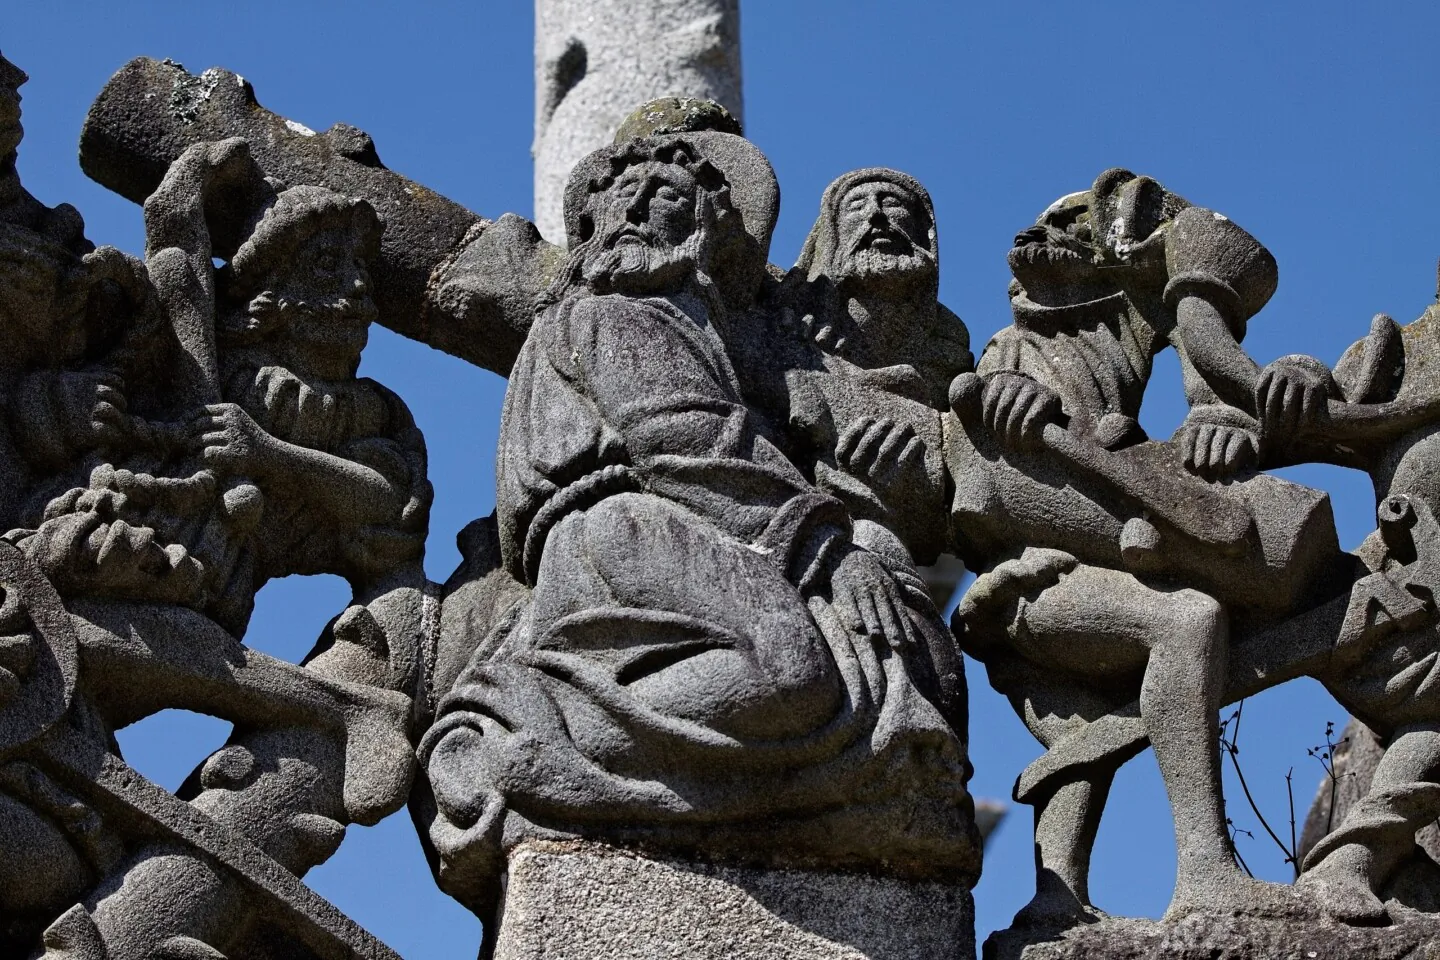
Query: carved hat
[[562, 129, 779, 270], [227, 184, 381, 297], [794, 168, 937, 282]]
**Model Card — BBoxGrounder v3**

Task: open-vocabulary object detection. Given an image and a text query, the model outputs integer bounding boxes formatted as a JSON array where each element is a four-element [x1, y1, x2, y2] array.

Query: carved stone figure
[[966, 185, 1440, 955], [949, 170, 1347, 927], [719, 167, 975, 769], [765, 168, 971, 558], [418, 131, 980, 944], [1263, 285, 1440, 924], [0, 52, 148, 952], [0, 55, 425, 955], [24, 139, 432, 960]]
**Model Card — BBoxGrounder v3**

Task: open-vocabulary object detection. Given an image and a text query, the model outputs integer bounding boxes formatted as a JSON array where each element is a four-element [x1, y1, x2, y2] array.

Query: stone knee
[[1150, 589, 1226, 660], [1139, 589, 1226, 728]]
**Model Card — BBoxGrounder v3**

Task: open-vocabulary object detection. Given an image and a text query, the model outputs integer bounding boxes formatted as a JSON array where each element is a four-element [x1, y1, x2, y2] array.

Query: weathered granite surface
[[987, 911, 1440, 960], [11, 10, 1440, 957], [495, 841, 975, 960]]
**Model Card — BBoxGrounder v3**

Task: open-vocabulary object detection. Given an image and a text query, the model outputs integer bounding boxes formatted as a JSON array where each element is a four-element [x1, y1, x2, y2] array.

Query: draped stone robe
[[422, 288, 981, 911]]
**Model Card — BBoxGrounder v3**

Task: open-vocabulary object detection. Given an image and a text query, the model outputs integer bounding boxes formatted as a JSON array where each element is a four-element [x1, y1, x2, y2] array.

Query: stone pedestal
[[987, 912, 1440, 960], [492, 841, 975, 960]]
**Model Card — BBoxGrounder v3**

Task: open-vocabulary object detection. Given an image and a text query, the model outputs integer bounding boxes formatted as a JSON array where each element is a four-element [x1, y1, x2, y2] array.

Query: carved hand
[[192, 402, 276, 476], [192, 137, 274, 205], [56, 370, 129, 450], [834, 416, 925, 497], [1179, 421, 1258, 481], [827, 547, 917, 650], [1254, 359, 1327, 438], [981, 372, 1063, 450]]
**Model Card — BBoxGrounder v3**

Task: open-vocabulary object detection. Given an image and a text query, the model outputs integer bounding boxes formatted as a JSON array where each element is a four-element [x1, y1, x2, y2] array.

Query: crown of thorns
[[585, 141, 730, 201]]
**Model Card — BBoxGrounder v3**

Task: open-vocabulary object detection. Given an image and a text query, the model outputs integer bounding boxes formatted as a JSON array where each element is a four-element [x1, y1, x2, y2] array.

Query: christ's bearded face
[[831, 180, 935, 287], [582, 161, 702, 297]]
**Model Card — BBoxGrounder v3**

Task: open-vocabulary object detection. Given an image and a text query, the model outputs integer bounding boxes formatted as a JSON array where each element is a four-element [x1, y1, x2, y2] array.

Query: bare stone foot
[[1011, 889, 1109, 931], [1164, 873, 1313, 922], [1296, 867, 1391, 925]]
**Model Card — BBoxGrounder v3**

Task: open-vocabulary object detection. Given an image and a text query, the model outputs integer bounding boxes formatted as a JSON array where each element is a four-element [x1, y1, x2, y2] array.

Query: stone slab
[[493, 841, 975, 960], [987, 912, 1440, 960]]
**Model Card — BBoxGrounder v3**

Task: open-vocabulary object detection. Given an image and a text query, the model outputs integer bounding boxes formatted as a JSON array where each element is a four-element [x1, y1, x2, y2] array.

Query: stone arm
[[1162, 206, 1337, 457], [142, 139, 272, 401], [1169, 294, 1261, 413], [195, 403, 411, 536], [84, 58, 560, 376]]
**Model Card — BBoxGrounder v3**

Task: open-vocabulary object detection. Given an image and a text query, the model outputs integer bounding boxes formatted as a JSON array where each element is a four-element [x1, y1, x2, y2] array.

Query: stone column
[[533, 0, 743, 243], [493, 841, 976, 960]]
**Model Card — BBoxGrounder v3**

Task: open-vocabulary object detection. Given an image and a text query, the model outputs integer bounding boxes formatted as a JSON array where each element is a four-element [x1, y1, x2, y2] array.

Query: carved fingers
[[1180, 422, 1258, 481], [1255, 360, 1326, 438], [191, 402, 272, 475], [981, 372, 1062, 449], [835, 416, 923, 486], [55, 370, 129, 449], [829, 548, 918, 651]]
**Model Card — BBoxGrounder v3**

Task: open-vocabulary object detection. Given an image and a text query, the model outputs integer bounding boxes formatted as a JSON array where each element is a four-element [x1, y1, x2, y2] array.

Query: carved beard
[[236, 291, 379, 355], [833, 242, 937, 293], [0, 89, 20, 159], [581, 232, 702, 298]]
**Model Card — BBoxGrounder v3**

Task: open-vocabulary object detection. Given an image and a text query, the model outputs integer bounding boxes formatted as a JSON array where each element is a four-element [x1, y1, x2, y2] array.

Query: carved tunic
[[424, 290, 980, 898]]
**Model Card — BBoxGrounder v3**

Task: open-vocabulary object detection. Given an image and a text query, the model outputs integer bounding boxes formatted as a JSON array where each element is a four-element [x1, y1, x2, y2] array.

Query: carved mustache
[[850, 225, 914, 255], [604, 223, 658, 248]]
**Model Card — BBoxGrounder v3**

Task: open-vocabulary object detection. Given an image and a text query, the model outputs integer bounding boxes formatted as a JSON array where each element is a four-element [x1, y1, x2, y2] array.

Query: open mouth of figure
[[1008, 241, 1086, 268], [1009, 224, 1092, 266], [860, 230, 911, 255]]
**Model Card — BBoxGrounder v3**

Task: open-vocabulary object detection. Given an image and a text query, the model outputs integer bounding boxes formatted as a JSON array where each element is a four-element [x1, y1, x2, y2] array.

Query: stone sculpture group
[[6, 46, 1440, 960]]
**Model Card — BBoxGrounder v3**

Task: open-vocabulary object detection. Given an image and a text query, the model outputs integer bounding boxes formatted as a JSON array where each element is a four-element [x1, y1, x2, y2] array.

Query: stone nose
[[624, 188, 650, 224], [1015, 225, 1049, 247]]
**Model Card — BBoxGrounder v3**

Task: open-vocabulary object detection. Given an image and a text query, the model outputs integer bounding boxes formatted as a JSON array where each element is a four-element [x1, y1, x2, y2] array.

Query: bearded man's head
[[219, 185, 381, 360], [829, 176, 937, 292], [567, 140, 738, 300], [582, 158, 701, 297], [1008, 168, 1188, 310], [794, 169, 938, 300]]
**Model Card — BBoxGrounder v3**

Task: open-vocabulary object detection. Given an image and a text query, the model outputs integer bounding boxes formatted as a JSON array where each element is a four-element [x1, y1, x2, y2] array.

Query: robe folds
[[422, 290, 980, 906]]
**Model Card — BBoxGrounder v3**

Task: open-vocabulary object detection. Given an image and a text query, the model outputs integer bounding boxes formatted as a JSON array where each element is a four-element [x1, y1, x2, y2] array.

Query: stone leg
[[1010, 565, 1250, 916], [1023, 771, 1116, 925], [979, 653, 1124, 925], [491, 840, 974, 960], [1299, 721, 1440, 922]]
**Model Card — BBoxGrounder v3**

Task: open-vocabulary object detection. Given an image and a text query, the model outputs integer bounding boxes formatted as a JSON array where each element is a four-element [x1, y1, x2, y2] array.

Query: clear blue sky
[[5, 3, 1440, 955]]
